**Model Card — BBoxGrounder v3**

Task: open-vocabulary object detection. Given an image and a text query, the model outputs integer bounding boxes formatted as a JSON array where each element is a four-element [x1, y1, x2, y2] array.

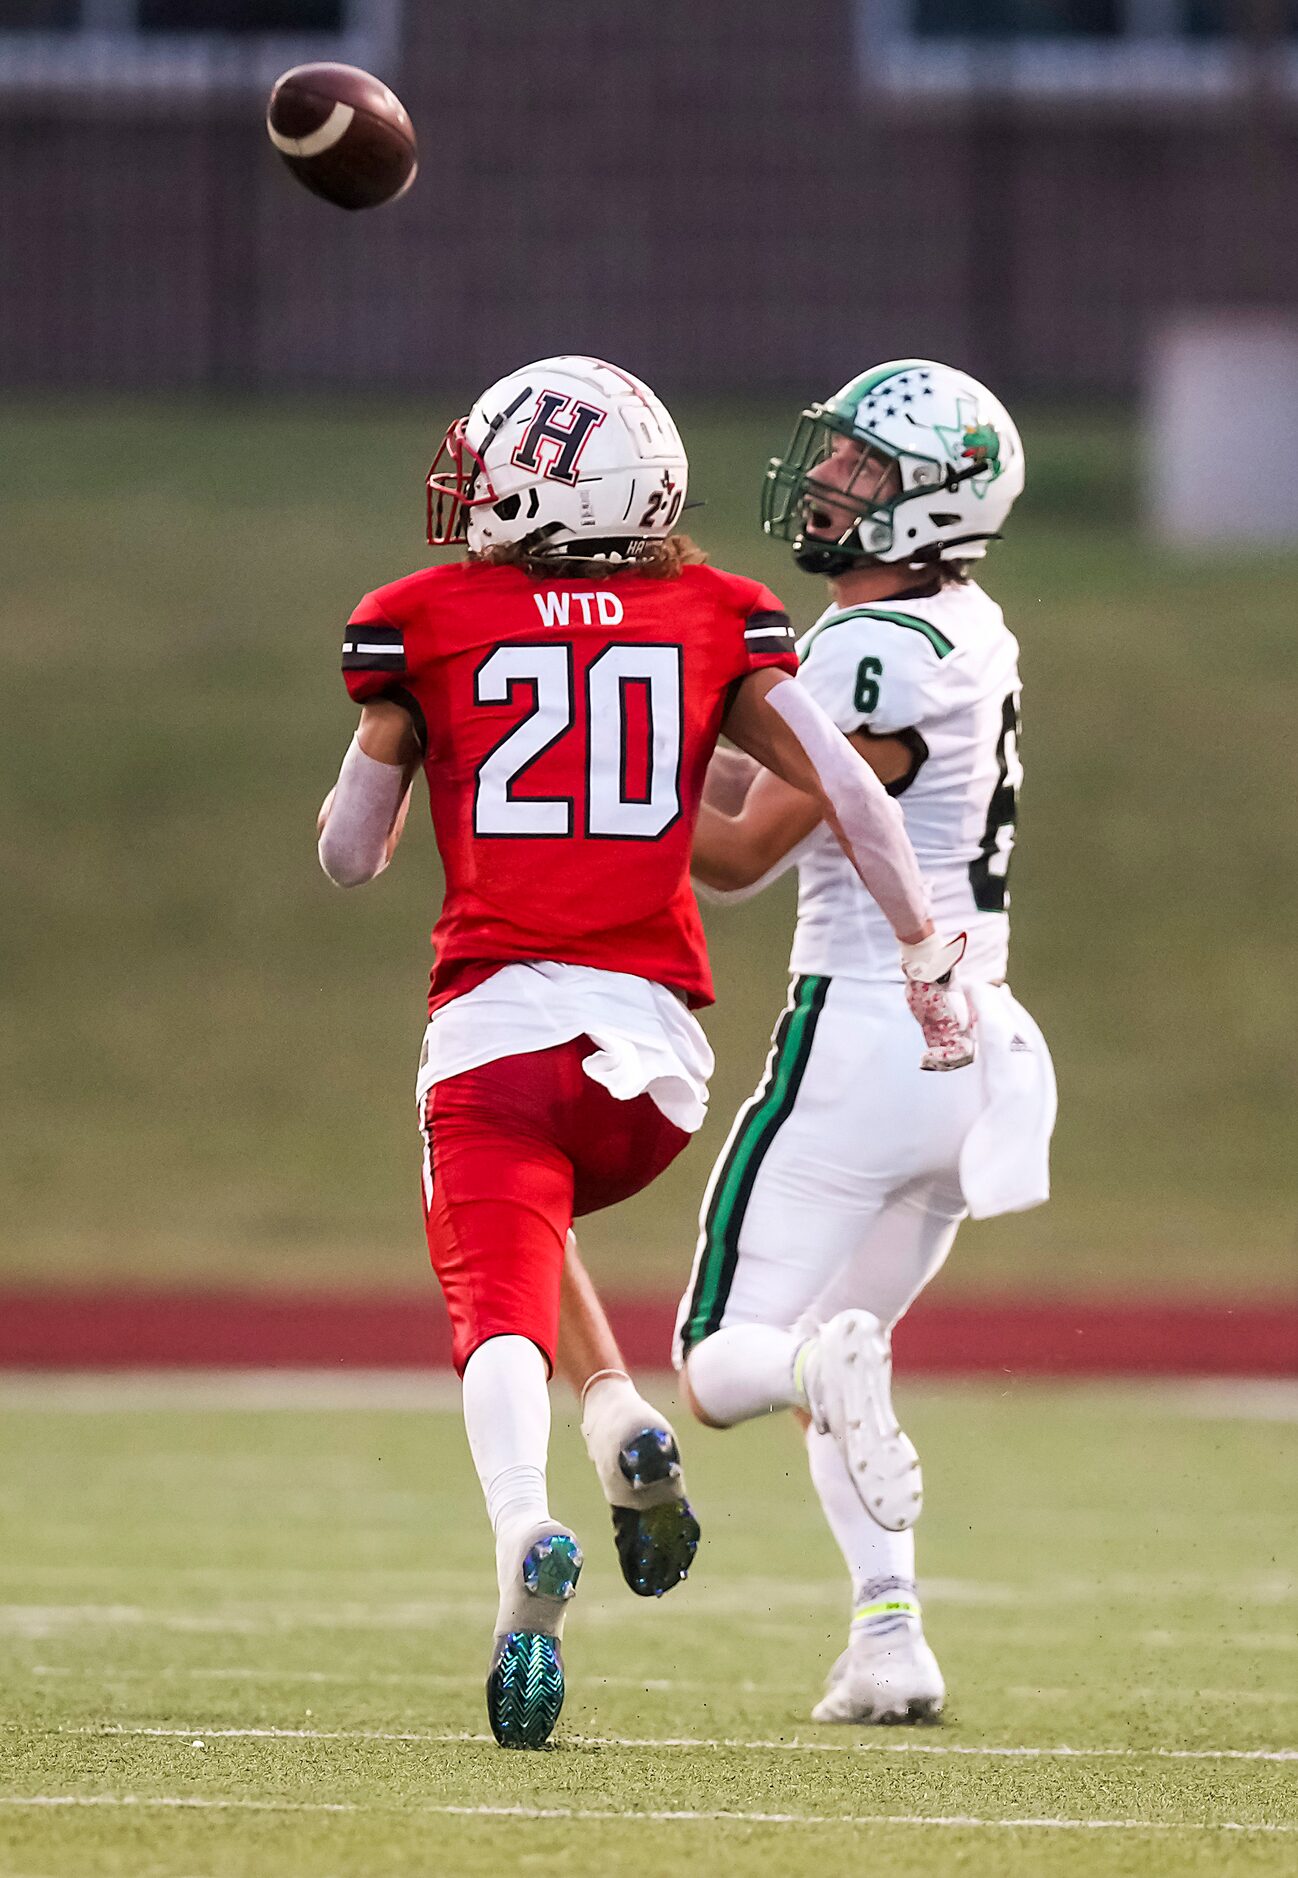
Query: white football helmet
[[762, 359, 1025, 574], [428, 355, 688, 562]]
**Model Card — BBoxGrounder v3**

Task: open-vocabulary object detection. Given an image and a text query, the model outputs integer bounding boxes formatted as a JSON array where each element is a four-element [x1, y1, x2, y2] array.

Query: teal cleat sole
[[521, 1529, 583, 1602], [487, 1531, 582, 1749], [486, 1629, 567, 1750]]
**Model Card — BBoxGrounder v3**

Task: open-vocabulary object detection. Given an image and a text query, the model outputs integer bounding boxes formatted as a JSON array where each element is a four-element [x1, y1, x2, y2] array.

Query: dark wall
[[2, 0, 1296, 398]]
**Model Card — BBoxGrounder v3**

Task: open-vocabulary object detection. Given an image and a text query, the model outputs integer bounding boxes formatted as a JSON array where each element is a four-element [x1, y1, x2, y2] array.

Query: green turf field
[[2, 399, 1295, 1295], [0, 1376, 1294, 1874]]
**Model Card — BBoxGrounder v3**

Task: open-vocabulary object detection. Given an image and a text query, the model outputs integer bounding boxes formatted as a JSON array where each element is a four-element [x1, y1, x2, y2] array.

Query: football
[[266, 63, 417, 211]]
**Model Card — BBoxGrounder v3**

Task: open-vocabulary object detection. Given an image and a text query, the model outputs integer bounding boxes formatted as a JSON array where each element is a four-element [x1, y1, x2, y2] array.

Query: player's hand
[[899, 931, 975, 1071]]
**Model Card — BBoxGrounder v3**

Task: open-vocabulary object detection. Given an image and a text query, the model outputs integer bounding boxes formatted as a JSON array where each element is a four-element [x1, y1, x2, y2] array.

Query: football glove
[[900, 932, 975, 1072]]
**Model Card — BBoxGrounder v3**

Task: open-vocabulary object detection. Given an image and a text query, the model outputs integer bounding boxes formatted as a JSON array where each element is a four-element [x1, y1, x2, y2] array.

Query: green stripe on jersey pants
[[682, 974, 829, 1352]]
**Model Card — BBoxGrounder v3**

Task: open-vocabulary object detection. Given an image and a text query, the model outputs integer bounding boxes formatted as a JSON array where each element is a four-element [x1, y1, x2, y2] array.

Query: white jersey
[[790, 580, 1022, 984]]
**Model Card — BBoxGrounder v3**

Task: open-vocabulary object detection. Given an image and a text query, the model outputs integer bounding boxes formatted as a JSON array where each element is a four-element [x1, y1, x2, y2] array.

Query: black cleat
[[610, 1428, 701, 1598]]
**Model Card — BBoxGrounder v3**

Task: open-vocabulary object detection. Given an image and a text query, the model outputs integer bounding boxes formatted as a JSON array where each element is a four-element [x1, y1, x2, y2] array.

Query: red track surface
[[0, 1289, 1294, 1375]]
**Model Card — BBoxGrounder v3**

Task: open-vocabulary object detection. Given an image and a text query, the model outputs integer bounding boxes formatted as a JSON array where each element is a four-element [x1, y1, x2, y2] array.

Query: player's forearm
[[317, 735, 409, 887], [691, 798, 808, 907], [762, 682, 932, 944], [702, 746, 760, 816], [556, 1236, 627, 1395], [691, 804, 768, 891]]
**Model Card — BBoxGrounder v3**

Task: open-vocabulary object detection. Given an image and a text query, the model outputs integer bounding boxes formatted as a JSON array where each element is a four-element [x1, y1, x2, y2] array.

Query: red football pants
[[419, 1039, 690, 1375]]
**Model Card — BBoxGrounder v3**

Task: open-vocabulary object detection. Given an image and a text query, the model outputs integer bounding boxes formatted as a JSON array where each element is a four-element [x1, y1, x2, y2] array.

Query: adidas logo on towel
[[1009, 1034, 1031, 1053]]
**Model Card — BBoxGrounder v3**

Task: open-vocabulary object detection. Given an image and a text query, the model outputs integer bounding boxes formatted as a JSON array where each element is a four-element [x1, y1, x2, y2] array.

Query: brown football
[[266, 63, 417, 211]]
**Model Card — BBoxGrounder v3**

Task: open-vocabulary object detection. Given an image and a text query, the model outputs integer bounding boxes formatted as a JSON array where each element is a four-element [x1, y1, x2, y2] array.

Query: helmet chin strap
[[517, 522, 567, 554], [940, 458, 990, 494], [515, 523, 649, 566], [793, 539, 859, 577]]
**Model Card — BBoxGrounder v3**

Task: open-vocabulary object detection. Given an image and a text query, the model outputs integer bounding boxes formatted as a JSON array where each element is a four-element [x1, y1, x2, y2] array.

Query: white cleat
[[812, 1628, 946, 1726], [800, 1309, 923, 1530]]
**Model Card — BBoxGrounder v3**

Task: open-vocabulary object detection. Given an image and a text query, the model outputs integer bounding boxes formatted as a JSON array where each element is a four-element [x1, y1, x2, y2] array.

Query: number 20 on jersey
[[473, 642, 683, 842]]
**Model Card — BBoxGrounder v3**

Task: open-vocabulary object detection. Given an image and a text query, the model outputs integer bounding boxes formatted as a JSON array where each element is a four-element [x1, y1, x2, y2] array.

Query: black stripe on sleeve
[[342, 622, 406, 672], [743, 608, 795, 650]]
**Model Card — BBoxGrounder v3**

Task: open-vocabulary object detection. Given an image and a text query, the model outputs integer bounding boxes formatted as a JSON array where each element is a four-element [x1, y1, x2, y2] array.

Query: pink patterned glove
[[900, 932, 975, 1072]]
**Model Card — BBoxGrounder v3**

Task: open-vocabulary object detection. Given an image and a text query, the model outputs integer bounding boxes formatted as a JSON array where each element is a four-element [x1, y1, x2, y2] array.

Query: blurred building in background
[[2, 0, 1297, 398]]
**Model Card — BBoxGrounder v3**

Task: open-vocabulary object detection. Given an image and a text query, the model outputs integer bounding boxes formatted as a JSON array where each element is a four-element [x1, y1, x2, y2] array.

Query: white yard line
[[4, 1564, 1293, 1609], [1146, 1629, 1298, 1652], [0, 1795, 354, 1814], [0, 1608, 1050, 1651], [57, 1723, 1298, 1763], [0, 1567, 1290, 1633], [31, 1664, 735, 1694], [0, 1795, 1292, 1833], [33, 1663, 1298, 1705], [1009, 1684, 1298, 1706], [1148, 1380, 1298, 1422], [6, 1608, 1297, 1659], [0, 1371, 1295, 1419], [0, 1371, 468, 1413]]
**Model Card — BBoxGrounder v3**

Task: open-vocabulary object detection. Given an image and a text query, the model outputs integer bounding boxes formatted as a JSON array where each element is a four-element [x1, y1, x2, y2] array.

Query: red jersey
[[341, 559, 797, 1008]]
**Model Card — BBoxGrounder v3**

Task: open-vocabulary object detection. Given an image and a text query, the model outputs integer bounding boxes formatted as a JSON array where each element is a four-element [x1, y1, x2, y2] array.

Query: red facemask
[[426, 417, 498, 546]]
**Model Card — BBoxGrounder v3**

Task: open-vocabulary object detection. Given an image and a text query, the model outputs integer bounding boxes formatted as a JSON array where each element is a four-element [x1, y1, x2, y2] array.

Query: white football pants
[[675, 974, 1048, 1354]]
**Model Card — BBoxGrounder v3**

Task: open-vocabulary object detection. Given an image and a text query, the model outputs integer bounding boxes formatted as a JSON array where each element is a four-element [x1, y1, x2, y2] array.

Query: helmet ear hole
[[494, 494, 521, 521]]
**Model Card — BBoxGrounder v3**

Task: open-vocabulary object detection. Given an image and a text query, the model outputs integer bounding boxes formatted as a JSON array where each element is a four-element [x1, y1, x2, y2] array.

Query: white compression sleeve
[[317, 735, 407, 887], [764, 681, 930, 940]]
